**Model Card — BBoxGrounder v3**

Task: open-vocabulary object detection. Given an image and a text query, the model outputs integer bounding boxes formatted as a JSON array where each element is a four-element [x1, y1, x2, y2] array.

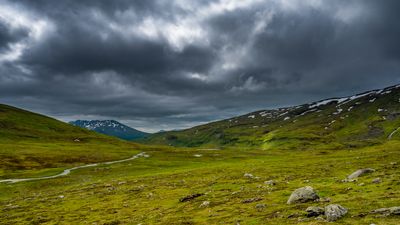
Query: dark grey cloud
[[1, 0, 400, 132]]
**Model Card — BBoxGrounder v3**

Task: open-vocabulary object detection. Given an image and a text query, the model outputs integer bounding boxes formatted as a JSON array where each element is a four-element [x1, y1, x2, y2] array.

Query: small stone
[[306, 206, 324, 217], [179, 193, 204, 202], [199, 201, 210, 208], [287, 186, 319, 204], [264, 180, 276, 186], [59, 195, 64, 199], [325, 204, 348, 222], [255, 203, 266, 211], [244, 173, 254, 179], [372, 178, 381, 184], [358, 182, 365, 186], [242, 197, 262, 203], [347, 168, 375, 179]]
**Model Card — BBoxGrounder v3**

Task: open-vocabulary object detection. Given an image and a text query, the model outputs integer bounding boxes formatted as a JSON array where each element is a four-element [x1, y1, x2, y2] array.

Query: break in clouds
[[1, 0, 400, 132]]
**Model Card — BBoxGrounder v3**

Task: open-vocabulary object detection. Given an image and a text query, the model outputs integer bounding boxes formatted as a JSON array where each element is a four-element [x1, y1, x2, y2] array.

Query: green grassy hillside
[[0, 104, 141, 178], [143, 85, 400, 150]]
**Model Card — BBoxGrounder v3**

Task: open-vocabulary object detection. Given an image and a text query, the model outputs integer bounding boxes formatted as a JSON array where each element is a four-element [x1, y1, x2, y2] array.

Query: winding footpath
[[0, 152, 148, 184], [388, 127, 400, 140]]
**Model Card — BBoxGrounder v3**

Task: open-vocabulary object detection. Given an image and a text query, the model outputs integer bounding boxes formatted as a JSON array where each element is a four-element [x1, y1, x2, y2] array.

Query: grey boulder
[[371, 206, 400, 216], [347, 168, 375, 179], [325, 204, 348, 222], [306, 206, 324, 217], [287, 186, 319, 204]]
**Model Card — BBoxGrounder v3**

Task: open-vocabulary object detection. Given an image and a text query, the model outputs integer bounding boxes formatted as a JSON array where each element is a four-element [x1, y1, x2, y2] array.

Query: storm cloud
[[1, 0, 400, 132]]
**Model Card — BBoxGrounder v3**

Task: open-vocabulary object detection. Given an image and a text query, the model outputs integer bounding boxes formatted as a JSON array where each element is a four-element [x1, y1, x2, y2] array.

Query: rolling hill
[[70, 120, 149, 141], [143, 84, 400, 149], [0, 104, 141, 178]]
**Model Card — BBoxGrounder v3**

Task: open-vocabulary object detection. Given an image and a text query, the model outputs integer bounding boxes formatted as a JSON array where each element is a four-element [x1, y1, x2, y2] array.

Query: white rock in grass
[[244, 173, 254, 179], [199, 201, 210, 208]]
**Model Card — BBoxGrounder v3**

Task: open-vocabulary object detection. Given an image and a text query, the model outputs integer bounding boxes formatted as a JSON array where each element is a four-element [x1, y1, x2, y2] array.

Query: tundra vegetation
[[1, 85, 400, 224]]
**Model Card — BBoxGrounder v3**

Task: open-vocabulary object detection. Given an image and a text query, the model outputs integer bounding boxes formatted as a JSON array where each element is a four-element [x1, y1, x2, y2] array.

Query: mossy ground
[[1, 141, 399, 224]]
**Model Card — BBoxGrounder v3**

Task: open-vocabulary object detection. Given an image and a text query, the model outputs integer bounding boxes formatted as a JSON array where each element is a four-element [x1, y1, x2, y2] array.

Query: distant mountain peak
[[70, 120, 149, 141]]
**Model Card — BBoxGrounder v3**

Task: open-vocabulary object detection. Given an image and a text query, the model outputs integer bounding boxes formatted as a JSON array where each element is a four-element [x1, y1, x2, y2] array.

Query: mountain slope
[[0, 104, 141, 177], [70, 120, 149, 141], [143, 84, 400, 149]]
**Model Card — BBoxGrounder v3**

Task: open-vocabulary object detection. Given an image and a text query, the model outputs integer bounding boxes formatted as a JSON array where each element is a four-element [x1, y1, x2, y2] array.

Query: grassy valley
[[0, 85, 400, 224]]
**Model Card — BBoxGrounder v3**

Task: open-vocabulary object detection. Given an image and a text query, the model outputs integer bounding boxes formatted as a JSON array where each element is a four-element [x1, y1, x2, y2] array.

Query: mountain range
[[69, 120, 149, 141], [143, 84, 400, 149]]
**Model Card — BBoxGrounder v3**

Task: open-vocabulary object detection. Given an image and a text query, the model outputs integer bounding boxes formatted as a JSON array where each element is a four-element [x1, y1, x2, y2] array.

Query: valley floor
[[1, 142, 400, 224]]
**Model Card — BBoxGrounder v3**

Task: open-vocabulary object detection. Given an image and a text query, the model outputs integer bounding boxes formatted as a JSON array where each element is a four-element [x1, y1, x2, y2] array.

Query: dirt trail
[[388, 127, 400, 140], [0, 152, 148, 184]]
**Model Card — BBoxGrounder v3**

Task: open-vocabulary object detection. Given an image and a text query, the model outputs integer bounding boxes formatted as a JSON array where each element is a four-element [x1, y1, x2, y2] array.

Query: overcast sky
[[1, 0, 400, 132]]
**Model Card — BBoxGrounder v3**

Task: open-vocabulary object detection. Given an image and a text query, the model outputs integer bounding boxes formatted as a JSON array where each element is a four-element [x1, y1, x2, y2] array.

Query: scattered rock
[[358, 182, 365, 186], [325, 204, 348, 221], [343, 179, 357, 183], [287, 186, 319, 204], [306, 206, 324, 217], [264, 180, 276, 186], [347, 168, 375, 179], [58, 195, 64, 199], [193, 154, 202, 157], [314, 216, 325, 221], [372, 178, 382, 184], [371, 206, 400, 216], [255, 203, 266, 211], [244, 173, 259, 179], [179, 193, 204, 202], [242, 197, 262, 203], [244, 173, 254, 179], [199, 201, 210, 208]]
